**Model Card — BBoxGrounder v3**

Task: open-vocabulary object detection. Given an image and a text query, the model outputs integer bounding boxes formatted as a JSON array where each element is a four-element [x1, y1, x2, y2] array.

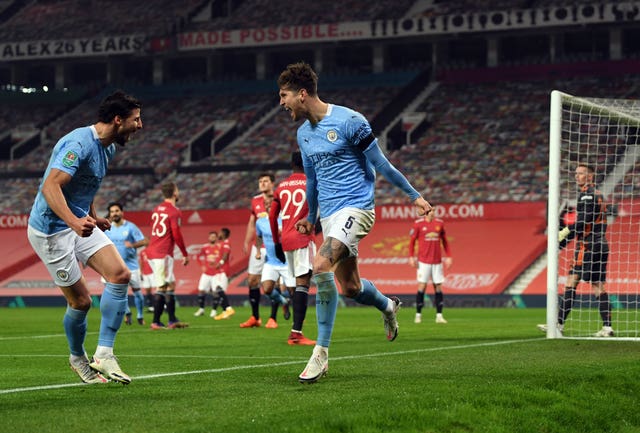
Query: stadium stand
[[0, 0, 204, 41], [191, 0, 417, 30], [377, 73, 640, 206]]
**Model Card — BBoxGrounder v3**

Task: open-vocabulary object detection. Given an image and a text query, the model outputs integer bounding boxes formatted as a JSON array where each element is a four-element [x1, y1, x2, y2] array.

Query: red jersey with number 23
[[270, 172, 315, 251], [146, 201, 188, 259]]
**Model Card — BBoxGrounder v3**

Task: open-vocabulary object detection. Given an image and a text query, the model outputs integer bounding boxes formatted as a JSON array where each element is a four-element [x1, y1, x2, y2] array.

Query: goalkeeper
[[538, 163, 613, 337]]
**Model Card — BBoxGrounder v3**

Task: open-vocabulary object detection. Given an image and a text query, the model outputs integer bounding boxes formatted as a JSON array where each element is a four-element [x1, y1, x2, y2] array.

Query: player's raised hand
[[413, 197, 432, 216]]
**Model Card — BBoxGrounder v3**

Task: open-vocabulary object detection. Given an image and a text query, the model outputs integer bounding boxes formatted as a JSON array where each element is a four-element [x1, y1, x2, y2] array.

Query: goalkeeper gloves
[[558, 227, 571, 242], [274, 243, 286, 263]]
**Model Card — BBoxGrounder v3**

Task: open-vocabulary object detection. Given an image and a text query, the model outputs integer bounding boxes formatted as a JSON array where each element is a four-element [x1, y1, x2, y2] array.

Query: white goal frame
[[547, 90, 640, 340]]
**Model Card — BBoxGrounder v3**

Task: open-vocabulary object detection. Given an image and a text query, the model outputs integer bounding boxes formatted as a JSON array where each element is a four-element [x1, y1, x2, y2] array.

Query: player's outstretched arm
[[363, 140, 422, 202]]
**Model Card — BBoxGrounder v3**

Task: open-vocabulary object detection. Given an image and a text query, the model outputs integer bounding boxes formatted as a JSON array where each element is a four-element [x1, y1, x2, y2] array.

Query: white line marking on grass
[[0, 354, 303, 360], [0, 337, 543, 395], [0, 333, 68, 341]]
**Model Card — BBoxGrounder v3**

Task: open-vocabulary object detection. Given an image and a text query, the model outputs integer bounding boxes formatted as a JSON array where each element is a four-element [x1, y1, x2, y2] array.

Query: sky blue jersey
[[297, 104, 420, 221], [105, 220, 145, 271], [256, 214, 284, 266], [28, 126, 115, 235]]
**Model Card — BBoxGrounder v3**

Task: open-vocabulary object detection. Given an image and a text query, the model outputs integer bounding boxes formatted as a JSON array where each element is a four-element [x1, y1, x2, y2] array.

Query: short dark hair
[[277, 61, 318, 96], [220, 227, 230, 239], [258, 172, 275, 182], [161, 182, 177, 198], [577, 163, 595, 174], [108, 202, 123, 212], [291, 151, 303, 170], [98, 90, 141, 123]]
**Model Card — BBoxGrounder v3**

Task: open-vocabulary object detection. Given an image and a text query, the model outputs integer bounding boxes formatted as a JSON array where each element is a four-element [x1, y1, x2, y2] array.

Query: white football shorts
[[198, 272, 229, 292], [261, 262, 295, 287], [27, 225, 112, 287], [148, 256, 175, 289], [248, 244, 266, 275], [321, 207, 375, 257], [140, 272, 154, 289], [417, 261, 445, 285], [285, 241, 316, 278]]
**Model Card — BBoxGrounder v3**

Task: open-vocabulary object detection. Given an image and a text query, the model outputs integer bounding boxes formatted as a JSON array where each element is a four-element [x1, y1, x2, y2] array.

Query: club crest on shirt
[[326, 130, 338, 142], [62, 150, 78, 167]]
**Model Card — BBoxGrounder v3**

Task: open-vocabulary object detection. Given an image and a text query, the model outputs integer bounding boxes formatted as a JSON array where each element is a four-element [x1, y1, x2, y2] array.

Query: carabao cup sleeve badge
[[62, 150, 78, 167]]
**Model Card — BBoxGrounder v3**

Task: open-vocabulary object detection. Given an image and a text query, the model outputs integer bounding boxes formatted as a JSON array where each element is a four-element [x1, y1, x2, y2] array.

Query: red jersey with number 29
[[408, 217, 450, 264], [146, 201, 188, 259], [270, 172, 314, 251]]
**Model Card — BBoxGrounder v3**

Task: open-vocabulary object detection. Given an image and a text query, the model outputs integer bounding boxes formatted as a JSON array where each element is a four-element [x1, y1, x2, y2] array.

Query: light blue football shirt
[[256, 214, 284, 266], [105, 220, 145, 271], [28, 126, 115, 235], [297, 104, 419, 221]]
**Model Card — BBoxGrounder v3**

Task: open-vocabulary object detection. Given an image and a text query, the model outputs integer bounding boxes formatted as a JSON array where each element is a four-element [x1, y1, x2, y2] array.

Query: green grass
[[1, 306, 640, 433]]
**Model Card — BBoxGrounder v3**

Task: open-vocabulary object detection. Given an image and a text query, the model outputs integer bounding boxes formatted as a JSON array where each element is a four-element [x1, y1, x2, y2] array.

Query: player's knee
[[69, 294, 92, 311], [341, 282, 362, 298], [248, 274, 260, 287], [312, 257, 332, 274], [110, 267, 131, 285], [104, 266, 131, 284]]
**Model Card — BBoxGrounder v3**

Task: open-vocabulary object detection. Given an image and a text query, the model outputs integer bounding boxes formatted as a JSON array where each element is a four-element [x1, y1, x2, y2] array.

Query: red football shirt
[[198, 243, 221, 276], [218, 238, 231, 275], [249, 194, 268, 246], [270, 172, 315, 251], [146, 201, 188, 259], [408, 217, 451, 264]]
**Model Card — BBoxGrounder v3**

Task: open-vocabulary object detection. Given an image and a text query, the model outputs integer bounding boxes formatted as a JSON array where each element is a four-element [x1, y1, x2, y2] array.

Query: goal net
[[547, 90, 640, 340]]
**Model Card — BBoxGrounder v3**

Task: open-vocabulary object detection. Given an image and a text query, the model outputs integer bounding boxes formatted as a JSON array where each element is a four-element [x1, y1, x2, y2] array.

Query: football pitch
[[1, 306, 639, 433]]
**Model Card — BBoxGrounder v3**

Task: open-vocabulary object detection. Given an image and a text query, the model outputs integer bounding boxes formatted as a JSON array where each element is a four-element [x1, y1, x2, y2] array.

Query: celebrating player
[[27, 90, 142, 384], [278, 62, 431, 383]]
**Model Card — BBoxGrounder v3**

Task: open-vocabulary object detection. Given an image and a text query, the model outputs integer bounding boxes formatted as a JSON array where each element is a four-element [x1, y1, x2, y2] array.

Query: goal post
[[547, 90, 640, 340]]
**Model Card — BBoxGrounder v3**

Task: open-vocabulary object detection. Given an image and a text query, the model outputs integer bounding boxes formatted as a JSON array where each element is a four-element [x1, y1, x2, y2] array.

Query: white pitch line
[[0, 337, 543, 395]]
